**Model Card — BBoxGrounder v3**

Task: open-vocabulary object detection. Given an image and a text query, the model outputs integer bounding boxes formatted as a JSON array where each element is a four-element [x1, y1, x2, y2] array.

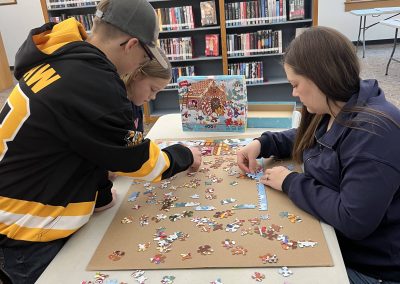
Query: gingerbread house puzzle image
[[178, 75, 247, 132]]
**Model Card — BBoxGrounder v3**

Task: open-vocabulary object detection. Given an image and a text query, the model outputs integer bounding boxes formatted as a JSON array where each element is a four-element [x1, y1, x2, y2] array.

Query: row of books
[[225, 0, 288, 27], [156, 6, 195, 32], [227, 30, 282, 56], [159, 37, 193, 60], [50, 13, 94, 31], [46, 0, 99, 10], [228, 61, 264, 84], [167, 66, 196, 89]]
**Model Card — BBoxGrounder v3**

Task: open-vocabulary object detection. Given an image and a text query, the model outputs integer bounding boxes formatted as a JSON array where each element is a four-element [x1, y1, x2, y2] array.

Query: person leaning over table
[[105, 47, 175, 201], [237, 27, 400, 284], [0, 0, 201, 283]]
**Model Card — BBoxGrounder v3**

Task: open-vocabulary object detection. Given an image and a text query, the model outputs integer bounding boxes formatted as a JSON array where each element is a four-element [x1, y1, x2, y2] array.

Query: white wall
[[0, 0, 44, 66], [318, 0, 398, 41]]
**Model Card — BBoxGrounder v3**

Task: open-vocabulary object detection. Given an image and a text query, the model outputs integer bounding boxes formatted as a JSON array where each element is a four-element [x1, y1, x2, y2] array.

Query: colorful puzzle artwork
[[178, 75, 247, 132], [87, 139, 333, 270]]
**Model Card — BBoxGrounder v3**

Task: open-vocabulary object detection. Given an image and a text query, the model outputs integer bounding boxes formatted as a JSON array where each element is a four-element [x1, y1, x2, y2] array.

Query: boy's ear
[[125, 38, 140, 50]]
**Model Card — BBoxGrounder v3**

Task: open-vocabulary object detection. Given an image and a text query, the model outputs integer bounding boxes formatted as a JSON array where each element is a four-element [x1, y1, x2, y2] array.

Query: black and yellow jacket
[[0, 18, 193, 246]]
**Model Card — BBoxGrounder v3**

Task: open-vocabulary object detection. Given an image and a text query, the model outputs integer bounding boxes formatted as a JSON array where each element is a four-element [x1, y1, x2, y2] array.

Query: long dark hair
[[285, 27, 361, 162], [284, 27, 395, 162]]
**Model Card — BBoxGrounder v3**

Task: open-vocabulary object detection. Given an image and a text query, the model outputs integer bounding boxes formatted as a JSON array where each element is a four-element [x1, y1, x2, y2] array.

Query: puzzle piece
[[150, 254, 166, 264], [231, 245, 248, 256], [259, 253, 278, 264], [139, 215, 149, 226], [108, 250, 125, 261], [232, 204, 256, 210], [251, 272, 265, 282], [278, 266, 293, 277], [197, 245, 214, 255], [241, 228, 254, 236], [213, 223, 224, 231], [225, 223, 241, 232], [298, 240, 318, 248], [195, 205, 216, 211], [248, 217, 261, 226], [221, 239, 236, 249], [161, 275, 176, 284], [152, 214, 167, 223], [180, 253, 192, 261], [134, 275, 147, 284], [220, 198, 236, 205], [137, 242, 150, 252], [128, 192, 140, 202], [281, 240, 298, 250], [121, 216, 134, 224], [131, 270, 145, 278]]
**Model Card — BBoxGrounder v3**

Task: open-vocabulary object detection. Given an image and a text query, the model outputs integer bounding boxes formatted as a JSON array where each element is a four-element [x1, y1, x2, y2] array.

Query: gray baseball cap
[[95, 0, 168, 69]]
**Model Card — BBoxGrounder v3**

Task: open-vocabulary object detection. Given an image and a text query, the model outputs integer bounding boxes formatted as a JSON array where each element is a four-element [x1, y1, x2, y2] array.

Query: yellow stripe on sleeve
[[118, 141, 171, 181], [0, 196, 95, 218]]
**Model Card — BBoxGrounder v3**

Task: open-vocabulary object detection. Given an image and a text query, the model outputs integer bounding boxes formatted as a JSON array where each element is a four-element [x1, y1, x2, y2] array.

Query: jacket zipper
[[304, 138, 332, 164]]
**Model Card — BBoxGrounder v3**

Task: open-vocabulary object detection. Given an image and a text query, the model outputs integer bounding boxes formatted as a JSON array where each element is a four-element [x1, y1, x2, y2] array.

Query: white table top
[[350, 7, 400, 16], [37, 114, 349, 284], [380, 18, 400, 28]]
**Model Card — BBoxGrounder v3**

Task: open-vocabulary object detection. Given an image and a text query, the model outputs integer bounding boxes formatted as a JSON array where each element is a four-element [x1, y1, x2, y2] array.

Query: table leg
[[362, 16, 366, 58], [385, 28, 398, 75], [356, 16, 362, 50]]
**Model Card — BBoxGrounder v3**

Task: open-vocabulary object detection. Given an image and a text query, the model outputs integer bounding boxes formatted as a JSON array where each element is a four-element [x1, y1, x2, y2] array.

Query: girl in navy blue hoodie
[[237, 27, 400, 283]]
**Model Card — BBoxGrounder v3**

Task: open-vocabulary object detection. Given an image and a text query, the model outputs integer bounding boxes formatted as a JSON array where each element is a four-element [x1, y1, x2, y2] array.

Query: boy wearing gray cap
[[0, 0, 201, 282]]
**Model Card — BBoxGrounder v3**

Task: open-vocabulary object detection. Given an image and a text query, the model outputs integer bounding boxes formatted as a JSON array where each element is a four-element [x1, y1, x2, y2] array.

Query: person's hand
[[259, 166, 291, 191], [188, 147, 202, 172], [94, 188, 117, 212], [237, 139, 261, 173]]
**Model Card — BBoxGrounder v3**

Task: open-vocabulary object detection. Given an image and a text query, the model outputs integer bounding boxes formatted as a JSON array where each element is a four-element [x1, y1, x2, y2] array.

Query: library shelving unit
[[40, 0, 319, 123], [40, 0, 100, 32]]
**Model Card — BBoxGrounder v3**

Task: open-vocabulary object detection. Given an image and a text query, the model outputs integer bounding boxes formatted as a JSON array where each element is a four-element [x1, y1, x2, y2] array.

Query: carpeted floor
[[1, 43, 399, 134]]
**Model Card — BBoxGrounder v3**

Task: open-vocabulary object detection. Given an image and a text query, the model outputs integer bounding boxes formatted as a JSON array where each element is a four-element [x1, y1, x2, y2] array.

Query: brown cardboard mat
[[88, 139, 333, 270]]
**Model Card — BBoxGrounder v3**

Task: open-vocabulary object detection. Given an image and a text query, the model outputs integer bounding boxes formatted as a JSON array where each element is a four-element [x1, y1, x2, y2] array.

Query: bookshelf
[[40, 0, 318, 123]]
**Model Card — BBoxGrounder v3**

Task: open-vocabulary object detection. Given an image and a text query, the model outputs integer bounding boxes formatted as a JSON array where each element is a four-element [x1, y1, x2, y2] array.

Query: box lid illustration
[[178, 75, 247, 132]]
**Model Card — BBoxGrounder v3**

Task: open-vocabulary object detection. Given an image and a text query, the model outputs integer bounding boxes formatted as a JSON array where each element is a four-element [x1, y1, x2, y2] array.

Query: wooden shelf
[[228, 53, 283, 59], [226, 19, 313, 30], [160, 26, 221, 34], [169, 56, 222, 63], [47, 5, 96, 11]]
